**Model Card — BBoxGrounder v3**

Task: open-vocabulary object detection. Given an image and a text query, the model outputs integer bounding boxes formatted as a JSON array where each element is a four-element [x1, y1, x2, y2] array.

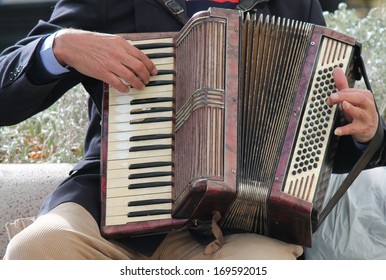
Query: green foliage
[[0, 85, 88, 163]]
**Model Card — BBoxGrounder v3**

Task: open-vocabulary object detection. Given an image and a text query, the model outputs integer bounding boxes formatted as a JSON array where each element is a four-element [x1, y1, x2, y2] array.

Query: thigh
[[3, 202, 141, 260], [152, 229, 303, 260], [202, 233, 303, 260]]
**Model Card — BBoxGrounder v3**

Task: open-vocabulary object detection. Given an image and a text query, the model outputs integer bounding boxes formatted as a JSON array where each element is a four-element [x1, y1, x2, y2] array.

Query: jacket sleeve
[[0, 0, 106, 126]]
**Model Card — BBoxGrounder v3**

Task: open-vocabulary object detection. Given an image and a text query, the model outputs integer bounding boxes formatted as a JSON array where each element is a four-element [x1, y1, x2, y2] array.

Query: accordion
[[100, 8, 382, 247]]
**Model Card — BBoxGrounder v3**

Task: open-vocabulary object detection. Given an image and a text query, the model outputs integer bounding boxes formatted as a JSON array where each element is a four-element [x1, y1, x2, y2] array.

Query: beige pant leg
[[3, 202, 141, 260], [4, 201, 302, 260], [152, 229, 303, 260]]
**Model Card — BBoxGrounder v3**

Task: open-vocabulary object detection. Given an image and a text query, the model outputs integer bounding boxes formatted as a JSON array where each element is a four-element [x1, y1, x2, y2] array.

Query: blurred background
[[0, 0, 385, 163], [320, 0, 383, 14]]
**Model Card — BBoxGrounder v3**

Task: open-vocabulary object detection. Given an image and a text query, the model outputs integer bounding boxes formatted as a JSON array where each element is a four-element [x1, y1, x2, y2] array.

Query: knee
[[4, 221, 78, 259], [219, 233, 303, 260]]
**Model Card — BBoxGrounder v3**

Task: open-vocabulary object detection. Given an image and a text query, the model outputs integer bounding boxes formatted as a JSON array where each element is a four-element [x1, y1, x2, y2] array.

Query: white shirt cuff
[[40, 32, 70, 76]]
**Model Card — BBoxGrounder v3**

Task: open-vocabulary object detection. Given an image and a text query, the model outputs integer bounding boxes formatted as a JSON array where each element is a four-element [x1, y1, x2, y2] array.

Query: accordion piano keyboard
[[104, 38, 176, 226]]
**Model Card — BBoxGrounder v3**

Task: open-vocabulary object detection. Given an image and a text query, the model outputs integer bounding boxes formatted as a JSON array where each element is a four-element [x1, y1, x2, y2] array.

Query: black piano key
[[129, 117, 173, 124], [129, 133, 174, 141], [129, 161, 173, 169], [157, 69, 175, 75], [130, 97, 174, 105], [130, 107, 173, 115], [147, 80, 174, 87], [127, 209, 172, 218], [147, 53, 174, 59], [128, 198, 173, 206], [129, 171, 173, 179], [128, 181, 173, 189], [134, 42, 174, 50], [129, 144, 172, 152]]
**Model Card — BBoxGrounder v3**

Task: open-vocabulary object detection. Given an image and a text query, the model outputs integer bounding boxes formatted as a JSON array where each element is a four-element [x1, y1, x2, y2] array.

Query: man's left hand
[[327, 67, 379, 144]]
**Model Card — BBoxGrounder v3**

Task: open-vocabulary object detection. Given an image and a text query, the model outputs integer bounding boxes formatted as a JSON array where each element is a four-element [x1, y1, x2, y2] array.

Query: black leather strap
[[156, 0, 189, 24], [157, 0, 271, 25], [237, 0, 271, 12]]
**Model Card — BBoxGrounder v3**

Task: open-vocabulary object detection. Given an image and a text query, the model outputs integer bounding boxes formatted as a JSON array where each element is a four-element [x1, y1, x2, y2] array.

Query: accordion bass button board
[[100, 8, 363, 246]]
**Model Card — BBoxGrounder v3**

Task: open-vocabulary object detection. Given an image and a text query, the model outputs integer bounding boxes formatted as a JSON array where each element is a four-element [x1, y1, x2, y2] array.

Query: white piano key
[[107, 148, 171, 161], [108, 121, 172, 133], [106, 203, 172, 217], [106, 192, 172, 207], [107, 163, 173, 180], [142, 47, 174, 55], [106, 175, 173, 189], [149, 74, 174, 81], [107, 155, 172, 171], [128, 37, 174, 46], [109, 91, 174, 107], [107, 127, 173, 143], [150, 57, 174, 66], [108, 110, 173, 124], [107, 185, 172, 198], [106, 165, 172, 180], [105, 213, 172, 226], [110, 84, 174, 97], [107, 138, 172, 152]]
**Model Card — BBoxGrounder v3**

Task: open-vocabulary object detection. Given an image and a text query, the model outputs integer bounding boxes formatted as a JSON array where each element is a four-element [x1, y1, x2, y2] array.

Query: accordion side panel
[[172, 8, 239, 219]]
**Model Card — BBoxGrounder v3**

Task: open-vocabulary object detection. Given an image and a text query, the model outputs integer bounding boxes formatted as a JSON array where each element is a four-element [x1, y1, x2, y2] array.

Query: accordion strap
[[156, 0, 189, 24], [157, 0, 271, 25], [237, 0, 271, 11], [203, 211, 224, 255]]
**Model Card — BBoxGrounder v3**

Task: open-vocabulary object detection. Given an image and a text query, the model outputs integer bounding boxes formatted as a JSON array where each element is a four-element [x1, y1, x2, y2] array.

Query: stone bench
[[0, 163, 73, 258]]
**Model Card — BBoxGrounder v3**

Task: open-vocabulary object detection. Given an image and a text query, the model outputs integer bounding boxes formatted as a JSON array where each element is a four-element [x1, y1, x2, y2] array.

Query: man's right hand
[[53, 28, 158, 93]]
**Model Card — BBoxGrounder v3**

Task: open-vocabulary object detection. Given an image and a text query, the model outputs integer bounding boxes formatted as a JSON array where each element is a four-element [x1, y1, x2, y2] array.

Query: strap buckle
[[164, 0, 185, 15]]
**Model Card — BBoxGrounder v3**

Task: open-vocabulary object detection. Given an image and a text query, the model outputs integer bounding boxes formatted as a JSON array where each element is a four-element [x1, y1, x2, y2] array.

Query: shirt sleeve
[[40, 32, 70, 76]]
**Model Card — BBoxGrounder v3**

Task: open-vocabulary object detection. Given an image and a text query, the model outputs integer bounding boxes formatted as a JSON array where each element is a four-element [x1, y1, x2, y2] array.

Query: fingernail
[[334, 128, 342, 136], [329, 93, 338, 100]]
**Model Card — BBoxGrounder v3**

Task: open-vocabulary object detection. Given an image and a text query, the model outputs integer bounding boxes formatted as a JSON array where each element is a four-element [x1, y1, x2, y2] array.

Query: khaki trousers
[[3, 202, 302, 260]]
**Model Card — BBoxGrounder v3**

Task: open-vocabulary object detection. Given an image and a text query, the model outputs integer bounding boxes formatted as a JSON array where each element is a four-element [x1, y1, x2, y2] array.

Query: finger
[[327, 88, 373, 108], [341, 100, 358, 123], [334, 123, 359, 137], [116, 64, 148, 89], [122, 58, 152, 87], [137, 50, 158, 76], [334, 120, 377, 143], [341, 98, 378, 128], [125, 41, 158, 76], [119, 54, 157, 88], [123, 44, 158, 81], [105, 73, 131, 93], [332, 67, 349, 90]]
